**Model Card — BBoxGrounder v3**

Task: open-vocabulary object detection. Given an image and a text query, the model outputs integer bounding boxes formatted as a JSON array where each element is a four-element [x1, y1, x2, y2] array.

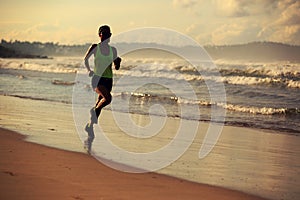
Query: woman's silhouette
[[83, 25, 121, 152]]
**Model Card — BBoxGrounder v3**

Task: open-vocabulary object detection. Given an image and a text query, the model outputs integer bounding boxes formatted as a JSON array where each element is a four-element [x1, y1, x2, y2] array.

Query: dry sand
[[0, 128, 268, 200]]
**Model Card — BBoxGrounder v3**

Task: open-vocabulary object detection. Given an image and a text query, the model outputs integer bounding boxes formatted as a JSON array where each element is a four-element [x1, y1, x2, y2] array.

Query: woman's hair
[[98, 25, 111, 38]]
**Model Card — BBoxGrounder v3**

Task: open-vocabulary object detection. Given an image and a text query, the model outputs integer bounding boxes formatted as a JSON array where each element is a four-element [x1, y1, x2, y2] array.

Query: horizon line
[[1, 39, 300, 48]]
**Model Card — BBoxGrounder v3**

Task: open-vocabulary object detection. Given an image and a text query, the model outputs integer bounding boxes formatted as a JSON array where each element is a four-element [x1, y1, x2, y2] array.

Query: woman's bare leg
[[90, 86, 112, 124]]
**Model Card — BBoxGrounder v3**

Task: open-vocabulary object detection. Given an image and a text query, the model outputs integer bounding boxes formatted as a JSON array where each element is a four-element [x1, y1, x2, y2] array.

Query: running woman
[[84, 25, 121, 144]]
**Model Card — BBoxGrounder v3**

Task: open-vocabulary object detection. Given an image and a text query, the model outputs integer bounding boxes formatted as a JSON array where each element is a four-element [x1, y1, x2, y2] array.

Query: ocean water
[[0, 56, 299, 135]]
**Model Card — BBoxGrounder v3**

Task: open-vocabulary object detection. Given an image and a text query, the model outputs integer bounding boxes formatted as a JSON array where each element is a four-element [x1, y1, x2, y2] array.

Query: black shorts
[[91, 75, 113, 92]]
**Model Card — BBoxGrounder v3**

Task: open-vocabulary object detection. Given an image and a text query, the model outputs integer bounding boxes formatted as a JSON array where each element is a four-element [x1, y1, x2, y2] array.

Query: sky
[[0, 0, 300, 45]]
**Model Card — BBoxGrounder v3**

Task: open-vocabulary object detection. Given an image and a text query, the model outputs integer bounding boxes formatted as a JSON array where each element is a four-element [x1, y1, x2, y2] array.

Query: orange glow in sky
[[1, 0, 299, 45]]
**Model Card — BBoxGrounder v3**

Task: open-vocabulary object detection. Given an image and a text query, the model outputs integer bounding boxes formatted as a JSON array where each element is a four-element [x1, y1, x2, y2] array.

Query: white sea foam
[[219, 103, 287, 115], [219, 76, 300, 88], [116, 59, 300, 88], [0, 58, 81, 73], [116, 92, 296, 116], [177, 98, 294, 116]]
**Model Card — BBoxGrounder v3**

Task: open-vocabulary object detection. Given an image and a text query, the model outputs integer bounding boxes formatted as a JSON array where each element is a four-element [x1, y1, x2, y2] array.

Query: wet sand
[[0, 127, 269, 200]]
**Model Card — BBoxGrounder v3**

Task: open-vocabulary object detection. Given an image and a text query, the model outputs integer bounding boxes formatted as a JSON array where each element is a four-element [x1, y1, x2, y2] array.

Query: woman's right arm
[[84, 44, 97, 76]]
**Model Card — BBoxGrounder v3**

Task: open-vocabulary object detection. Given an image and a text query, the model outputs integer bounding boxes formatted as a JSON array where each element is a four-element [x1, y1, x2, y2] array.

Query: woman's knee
[[96, 86, 112, 105], [101, 93, 111, 106]]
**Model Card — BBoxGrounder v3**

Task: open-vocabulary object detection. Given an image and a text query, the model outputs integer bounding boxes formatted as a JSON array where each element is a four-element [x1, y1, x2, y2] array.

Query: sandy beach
[[0, 127, 269, 200], [0, 95, 299, 200]]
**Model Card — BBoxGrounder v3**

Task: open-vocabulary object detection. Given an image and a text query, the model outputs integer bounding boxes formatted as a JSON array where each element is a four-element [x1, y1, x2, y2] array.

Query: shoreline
[[2, 93, 298, 136], [0, 127, 268, 200], [0, 95, 299, 200]]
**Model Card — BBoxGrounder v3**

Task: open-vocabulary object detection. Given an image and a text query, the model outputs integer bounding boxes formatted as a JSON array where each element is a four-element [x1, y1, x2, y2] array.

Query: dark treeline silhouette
[[0, 44, 48, 58], [0, 39, 89, 57], [1, 39, 299, 62]]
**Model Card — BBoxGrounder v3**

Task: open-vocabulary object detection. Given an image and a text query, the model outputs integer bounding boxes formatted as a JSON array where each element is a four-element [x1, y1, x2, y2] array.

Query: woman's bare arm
[[84, 44, 97, 75], [112, 47, 121, 70]]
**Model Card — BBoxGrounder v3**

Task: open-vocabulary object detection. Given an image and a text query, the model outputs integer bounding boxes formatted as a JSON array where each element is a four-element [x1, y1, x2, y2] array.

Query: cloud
[[212, 0, 278, 17], [275, 1, 300, 26], [211, 0, 300, 44], [7, 23, 61, 41], [276, 0, 298, 10], [0, 21, 29, 25], [212, 0, 249, 17], [111, 27, 202, 47], [174, 0, 300, 45], [172, 0, 198, 8], [211, 23, 245, 44], [258, 1, 300, 44], [185, 24, 197, 34], [3, 23, 95, 44]]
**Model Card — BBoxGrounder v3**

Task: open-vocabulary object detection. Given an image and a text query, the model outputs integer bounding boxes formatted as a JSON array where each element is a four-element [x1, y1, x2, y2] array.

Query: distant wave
[[219, 67, 300, 79], [117, 69, 300, 89], [0, 58, 79, 74], [220, 75, 300, 88], [117, 60, 300, 88]]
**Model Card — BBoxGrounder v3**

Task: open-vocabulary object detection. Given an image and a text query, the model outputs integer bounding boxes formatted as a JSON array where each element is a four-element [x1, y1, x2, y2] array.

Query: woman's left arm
[[112, 47, 121, 70]]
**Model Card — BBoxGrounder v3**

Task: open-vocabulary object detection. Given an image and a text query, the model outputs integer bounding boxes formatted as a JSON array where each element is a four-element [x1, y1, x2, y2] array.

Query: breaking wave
[[118, 59, 300, 88], [115, 92, 299, 116]]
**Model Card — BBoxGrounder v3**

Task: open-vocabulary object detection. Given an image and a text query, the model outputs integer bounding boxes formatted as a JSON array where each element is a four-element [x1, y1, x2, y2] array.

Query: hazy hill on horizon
[[1, 39, 299, 62], [205, 42, 300, 62]]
